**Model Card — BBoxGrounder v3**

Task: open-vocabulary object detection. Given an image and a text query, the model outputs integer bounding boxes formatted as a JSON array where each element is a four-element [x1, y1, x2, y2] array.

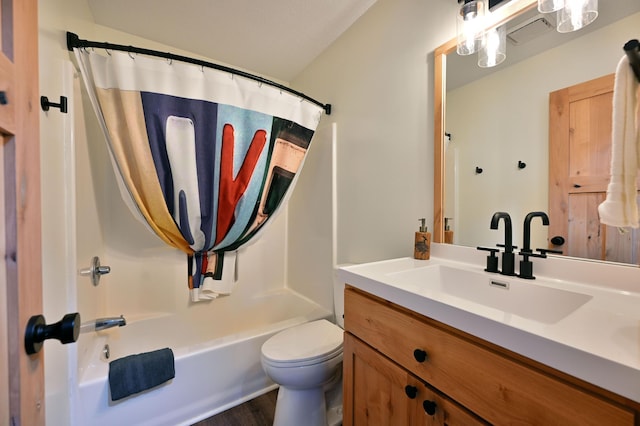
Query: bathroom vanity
[[338, 244, 640, 425]]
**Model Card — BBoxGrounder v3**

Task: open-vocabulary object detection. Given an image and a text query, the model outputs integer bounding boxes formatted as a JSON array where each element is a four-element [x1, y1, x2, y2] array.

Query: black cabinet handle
[[413, 349, 427, 363], [405, 385, 418, 399], [423, 400, 437, 416]]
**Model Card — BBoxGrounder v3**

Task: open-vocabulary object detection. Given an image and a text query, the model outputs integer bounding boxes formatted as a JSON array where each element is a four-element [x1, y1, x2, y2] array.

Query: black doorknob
[[413, 349, 428, 363], [550, 236, 565, 246], [25, 312, 81, 355], [423, 400, 437, 416]]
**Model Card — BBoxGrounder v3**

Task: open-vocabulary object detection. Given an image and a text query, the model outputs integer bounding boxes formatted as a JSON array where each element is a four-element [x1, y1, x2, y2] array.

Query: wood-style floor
[[192, 390, 277, 426]]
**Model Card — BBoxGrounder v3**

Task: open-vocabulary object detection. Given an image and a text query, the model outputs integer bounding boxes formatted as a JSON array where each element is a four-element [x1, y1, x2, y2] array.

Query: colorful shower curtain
[[73, 48, 323, 301]]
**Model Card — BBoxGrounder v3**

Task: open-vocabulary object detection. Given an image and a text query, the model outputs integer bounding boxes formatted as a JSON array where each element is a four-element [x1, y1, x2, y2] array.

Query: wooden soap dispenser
[[414, 218, 431, 260], [444, 217, 454, 244]]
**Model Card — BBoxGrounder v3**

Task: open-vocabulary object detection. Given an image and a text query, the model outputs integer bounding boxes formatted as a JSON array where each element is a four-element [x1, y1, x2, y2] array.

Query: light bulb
[[478, 25, 506, 68], [557, 0, 598, 33], [538, 0, 563, 14], [456, 0, 486, 56]]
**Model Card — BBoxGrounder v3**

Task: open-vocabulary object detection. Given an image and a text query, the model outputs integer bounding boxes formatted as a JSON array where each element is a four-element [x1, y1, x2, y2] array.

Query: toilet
[[260, 281, 345, 426]]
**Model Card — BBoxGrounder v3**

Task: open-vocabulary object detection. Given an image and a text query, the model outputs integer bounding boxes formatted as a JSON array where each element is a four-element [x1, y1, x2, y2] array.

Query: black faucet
[[490, 212, 515, 276], [519, 211, 549, 279], [522, 211, 549, 253]]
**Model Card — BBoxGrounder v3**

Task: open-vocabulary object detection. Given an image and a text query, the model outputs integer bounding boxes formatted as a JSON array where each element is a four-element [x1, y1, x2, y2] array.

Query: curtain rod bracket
[[40, 95, 68, 114], [65, 31, 332, 115]]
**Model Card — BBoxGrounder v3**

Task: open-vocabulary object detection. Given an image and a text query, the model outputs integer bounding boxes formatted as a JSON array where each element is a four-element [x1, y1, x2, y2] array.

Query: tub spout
[[94, 315, 126, 331]]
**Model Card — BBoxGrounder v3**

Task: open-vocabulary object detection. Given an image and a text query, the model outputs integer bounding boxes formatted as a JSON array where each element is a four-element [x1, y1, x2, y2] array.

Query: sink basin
[[386, 265, 593, 324]]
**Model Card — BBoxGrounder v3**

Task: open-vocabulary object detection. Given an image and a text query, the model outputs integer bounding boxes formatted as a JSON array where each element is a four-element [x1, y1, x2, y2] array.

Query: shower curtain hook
[[105, 49, 112, 56], [200, 64, 204, 73], [128, 51, 135, 60], [167, 57, 172, 65]]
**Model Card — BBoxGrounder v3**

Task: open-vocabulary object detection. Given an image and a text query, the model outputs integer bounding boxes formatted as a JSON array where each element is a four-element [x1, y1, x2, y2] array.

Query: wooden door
[[548, 74, 640, 263], [0, 1, 43, 425]]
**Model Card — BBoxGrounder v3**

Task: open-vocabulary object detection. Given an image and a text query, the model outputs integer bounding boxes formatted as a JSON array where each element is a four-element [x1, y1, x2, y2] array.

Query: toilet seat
[[262, 319, 343, 368]]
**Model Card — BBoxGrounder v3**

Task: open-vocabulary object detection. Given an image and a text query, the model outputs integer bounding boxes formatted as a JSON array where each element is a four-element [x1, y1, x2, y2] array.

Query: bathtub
[[73, 289, 332, 426]]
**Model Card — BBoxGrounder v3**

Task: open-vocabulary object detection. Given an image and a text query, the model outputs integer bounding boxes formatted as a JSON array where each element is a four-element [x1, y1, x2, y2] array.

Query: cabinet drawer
[[345, 287, 635, 425]]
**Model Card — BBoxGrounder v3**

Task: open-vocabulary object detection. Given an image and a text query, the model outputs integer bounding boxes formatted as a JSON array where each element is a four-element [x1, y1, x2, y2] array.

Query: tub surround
[[337, 243, 640, 404]]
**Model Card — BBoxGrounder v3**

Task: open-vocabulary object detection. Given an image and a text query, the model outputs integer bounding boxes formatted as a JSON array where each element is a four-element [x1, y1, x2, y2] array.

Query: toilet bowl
[[261, 318, 344, 426]]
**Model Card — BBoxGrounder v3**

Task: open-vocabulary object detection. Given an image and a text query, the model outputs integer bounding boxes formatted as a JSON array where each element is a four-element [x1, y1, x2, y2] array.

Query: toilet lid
[[262, 319, 343, 364]]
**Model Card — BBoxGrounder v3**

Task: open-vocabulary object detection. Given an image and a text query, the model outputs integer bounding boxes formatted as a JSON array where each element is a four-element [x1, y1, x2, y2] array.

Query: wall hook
[[40, 95, 68, 113], [518, 161, 526, 169], [475, 166, 483, 174]]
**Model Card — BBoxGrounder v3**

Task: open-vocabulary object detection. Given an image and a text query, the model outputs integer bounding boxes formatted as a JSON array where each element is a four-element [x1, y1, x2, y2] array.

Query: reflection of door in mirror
[[549, 74, 640, 264]]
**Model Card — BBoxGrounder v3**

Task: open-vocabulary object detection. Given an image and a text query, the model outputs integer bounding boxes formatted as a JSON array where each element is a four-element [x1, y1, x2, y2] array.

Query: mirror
[[433, 0, 640, 264]]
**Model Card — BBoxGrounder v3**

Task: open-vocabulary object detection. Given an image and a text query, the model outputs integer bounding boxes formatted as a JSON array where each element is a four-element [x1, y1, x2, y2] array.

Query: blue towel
[[108, 348, 175, 401]]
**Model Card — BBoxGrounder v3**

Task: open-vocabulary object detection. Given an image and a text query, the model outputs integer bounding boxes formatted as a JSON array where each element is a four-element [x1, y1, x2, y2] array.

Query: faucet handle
[[519, 250, 546, 259], [537, 248, 563, 256], [518, 251, 543, 279], [477, 246, 499, 273]]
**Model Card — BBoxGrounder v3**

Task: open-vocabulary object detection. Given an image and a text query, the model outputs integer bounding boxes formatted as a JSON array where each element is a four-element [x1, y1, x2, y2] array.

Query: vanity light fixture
[[456, 0, 486, 55], [478, 23, 506, 67], [537, 0, 598, 33], [456, 0, 505, 68]]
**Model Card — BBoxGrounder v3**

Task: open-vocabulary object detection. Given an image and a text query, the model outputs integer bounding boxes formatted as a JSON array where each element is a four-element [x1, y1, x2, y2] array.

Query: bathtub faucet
[[94, 315, 127, 331]]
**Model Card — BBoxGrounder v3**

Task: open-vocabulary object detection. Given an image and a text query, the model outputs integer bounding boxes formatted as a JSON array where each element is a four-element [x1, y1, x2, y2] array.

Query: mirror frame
[[433, 0, 538, 242]]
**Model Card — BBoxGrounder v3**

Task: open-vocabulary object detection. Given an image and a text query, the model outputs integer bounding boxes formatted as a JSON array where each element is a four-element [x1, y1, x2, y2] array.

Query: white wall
[[446, 12, 640, 250], [292, 0, 458, 266]]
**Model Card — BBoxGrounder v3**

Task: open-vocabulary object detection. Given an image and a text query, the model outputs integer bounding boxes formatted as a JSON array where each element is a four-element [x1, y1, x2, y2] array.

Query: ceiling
[[87, 0, 378, 82]]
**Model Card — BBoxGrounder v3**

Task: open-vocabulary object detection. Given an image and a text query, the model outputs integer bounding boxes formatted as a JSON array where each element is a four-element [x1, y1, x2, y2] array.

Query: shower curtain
[[73, 48, 323, 301]]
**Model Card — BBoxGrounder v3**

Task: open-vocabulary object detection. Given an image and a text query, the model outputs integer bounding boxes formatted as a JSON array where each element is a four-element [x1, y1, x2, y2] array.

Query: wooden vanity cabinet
[[343, 286, 640, 426]]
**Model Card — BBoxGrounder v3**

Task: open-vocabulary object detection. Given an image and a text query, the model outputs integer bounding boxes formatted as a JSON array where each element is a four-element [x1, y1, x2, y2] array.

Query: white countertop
[[337, 243, 640, 403]]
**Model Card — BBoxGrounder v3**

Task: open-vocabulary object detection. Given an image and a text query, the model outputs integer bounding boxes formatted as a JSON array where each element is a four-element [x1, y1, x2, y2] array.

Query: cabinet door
[[343, 333, 486, 426]]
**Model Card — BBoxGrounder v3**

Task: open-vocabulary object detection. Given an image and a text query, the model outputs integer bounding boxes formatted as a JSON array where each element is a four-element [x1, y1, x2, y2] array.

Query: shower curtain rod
[[624, 39, 640, 83], [66, 31, 332, 115]]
